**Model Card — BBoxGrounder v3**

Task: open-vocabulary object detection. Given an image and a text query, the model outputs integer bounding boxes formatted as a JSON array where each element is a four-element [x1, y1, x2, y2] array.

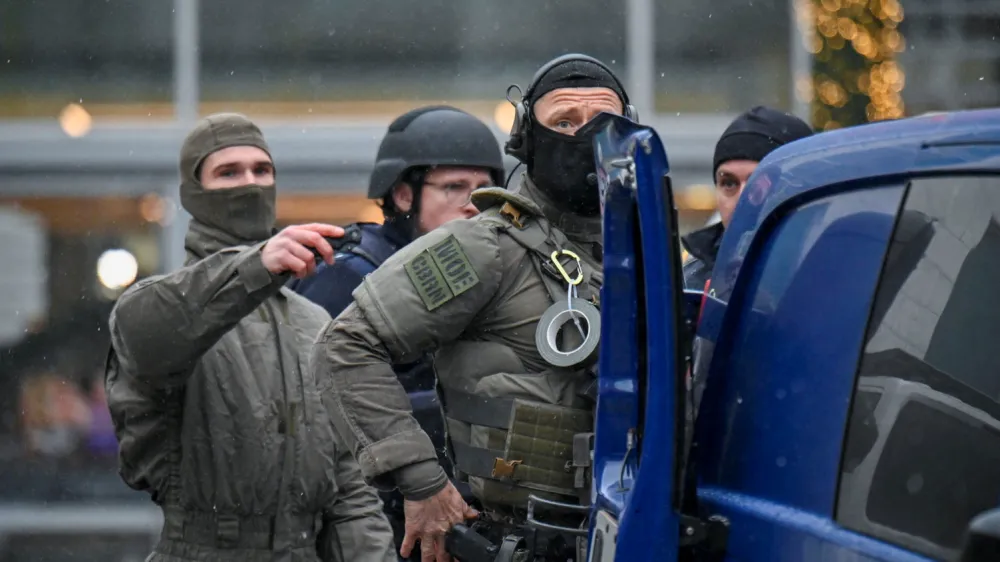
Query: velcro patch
[[404, 234, 480, 311]]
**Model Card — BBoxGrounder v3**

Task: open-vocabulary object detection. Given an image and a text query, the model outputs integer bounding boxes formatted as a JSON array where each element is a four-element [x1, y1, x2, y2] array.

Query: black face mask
[[528, 115, 611, 217]]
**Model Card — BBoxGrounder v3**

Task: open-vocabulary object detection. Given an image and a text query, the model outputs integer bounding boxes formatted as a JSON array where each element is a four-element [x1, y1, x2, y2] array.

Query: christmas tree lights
[[795, 0, 906, 130]]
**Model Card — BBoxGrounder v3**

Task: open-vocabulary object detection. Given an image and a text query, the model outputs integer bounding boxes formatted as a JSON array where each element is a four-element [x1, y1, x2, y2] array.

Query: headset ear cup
[[627, 104, 639, 123], [511, 102, 526, 137], [504, 102, 529, 161]]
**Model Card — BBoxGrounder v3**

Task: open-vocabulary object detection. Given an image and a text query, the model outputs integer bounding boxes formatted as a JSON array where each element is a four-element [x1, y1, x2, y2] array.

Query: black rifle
[[445, 524, 528, 562]]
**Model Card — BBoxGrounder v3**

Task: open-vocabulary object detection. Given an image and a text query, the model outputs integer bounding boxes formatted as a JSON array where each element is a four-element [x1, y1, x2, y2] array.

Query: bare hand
[[400, 481, 479, 562], [260, 223, 344, 278]]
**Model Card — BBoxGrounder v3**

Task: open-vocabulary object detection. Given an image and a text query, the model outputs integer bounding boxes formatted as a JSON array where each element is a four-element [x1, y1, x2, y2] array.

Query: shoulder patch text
[[404, 234, 480, 310]]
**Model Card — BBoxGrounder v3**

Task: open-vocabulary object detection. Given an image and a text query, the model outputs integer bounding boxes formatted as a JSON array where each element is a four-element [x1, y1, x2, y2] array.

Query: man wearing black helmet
[[290, 105, 505, 318], [312, 54, 631, 562], [290, 105, 505, 561]]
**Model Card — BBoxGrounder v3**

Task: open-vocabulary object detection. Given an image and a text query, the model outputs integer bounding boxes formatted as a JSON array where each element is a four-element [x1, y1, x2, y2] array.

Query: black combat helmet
[[368, 105, 506, 199]]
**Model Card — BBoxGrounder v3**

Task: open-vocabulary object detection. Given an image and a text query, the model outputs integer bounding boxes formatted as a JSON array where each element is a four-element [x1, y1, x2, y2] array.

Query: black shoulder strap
[[345, 245, 384, 269], [485, 204, 603, 304], [340, 224, 400, 270]]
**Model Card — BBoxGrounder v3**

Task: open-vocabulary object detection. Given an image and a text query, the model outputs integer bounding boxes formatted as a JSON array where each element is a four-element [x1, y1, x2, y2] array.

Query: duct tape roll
[[535, 298, 602, 368]]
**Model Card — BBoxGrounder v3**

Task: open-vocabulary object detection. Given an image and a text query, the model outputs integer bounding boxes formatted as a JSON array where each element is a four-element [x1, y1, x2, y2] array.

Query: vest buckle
[[491, 457, 523, 480], [499, 202, 525, 229]]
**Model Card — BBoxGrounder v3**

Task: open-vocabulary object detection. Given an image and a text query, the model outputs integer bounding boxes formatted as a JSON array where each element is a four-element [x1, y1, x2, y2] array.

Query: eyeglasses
[[422, 181, 489, 207]]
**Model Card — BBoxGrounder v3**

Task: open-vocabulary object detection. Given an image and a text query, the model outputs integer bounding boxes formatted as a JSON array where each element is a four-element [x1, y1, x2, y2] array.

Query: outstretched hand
[[261, 223, 344, 278]]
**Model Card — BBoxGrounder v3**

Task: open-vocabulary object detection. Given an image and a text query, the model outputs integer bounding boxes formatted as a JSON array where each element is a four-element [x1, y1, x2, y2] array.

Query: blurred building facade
[[0, 0, 997, 559], [0, 0, 798, 117]]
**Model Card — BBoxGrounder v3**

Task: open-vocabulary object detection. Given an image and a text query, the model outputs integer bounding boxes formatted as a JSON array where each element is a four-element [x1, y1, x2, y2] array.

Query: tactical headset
[[504, 53, 639, 164]]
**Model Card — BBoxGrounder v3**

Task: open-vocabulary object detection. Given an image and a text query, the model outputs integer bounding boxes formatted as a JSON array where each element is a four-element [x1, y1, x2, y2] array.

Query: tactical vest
[[434, 189, 603, 514]]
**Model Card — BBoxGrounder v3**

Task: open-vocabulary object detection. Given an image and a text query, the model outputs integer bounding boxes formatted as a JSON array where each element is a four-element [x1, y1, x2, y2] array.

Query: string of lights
[[795, 0, 906, 130]]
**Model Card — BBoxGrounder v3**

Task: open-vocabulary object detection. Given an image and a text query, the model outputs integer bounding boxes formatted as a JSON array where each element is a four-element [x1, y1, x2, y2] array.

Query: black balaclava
[[179, 113, 275, 256], [527, 60, 627, 217], [713, 106, 814, 177]]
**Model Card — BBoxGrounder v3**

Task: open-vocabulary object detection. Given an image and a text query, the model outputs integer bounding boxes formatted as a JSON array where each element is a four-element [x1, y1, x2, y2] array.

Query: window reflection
[[838, 175, 1000, 561]]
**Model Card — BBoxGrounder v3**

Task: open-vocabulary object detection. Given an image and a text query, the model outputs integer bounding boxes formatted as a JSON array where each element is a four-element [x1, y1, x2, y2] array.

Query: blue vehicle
[[588, 109, 1000, 562]]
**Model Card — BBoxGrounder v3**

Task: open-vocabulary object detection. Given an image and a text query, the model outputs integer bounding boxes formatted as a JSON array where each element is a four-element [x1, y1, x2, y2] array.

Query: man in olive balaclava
[[105, 112, 396, 562], [310, 55, 631, 562], [179, 113, 278, 251]]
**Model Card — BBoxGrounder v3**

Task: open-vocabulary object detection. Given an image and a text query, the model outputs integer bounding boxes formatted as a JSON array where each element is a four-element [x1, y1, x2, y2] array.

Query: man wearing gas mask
[[105, 113, 395, 562], [311, 54, 635, 562]]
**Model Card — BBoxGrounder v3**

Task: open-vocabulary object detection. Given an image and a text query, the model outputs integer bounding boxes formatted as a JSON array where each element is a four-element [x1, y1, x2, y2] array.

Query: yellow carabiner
[[550, 249, 583, 286]]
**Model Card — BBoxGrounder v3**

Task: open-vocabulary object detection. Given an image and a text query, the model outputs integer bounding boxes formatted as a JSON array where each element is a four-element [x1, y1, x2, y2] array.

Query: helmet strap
[[384, 167, 427, 241]]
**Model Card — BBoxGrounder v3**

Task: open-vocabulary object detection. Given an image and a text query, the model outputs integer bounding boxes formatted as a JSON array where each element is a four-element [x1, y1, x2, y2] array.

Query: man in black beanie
[[682, 106, 814, 290]]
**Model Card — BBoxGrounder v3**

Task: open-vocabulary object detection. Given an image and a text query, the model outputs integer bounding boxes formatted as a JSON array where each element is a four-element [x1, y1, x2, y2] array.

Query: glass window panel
[[0, 1, 175, 119]]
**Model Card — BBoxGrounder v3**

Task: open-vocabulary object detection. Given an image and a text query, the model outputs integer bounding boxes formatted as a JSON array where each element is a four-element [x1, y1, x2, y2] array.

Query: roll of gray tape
[[535, 298, 602, 368]]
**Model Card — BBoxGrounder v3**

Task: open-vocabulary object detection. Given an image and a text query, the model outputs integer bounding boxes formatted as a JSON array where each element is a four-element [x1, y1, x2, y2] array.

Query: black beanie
[[713, 106, 813, 176], [529, 59, 625, 105]]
